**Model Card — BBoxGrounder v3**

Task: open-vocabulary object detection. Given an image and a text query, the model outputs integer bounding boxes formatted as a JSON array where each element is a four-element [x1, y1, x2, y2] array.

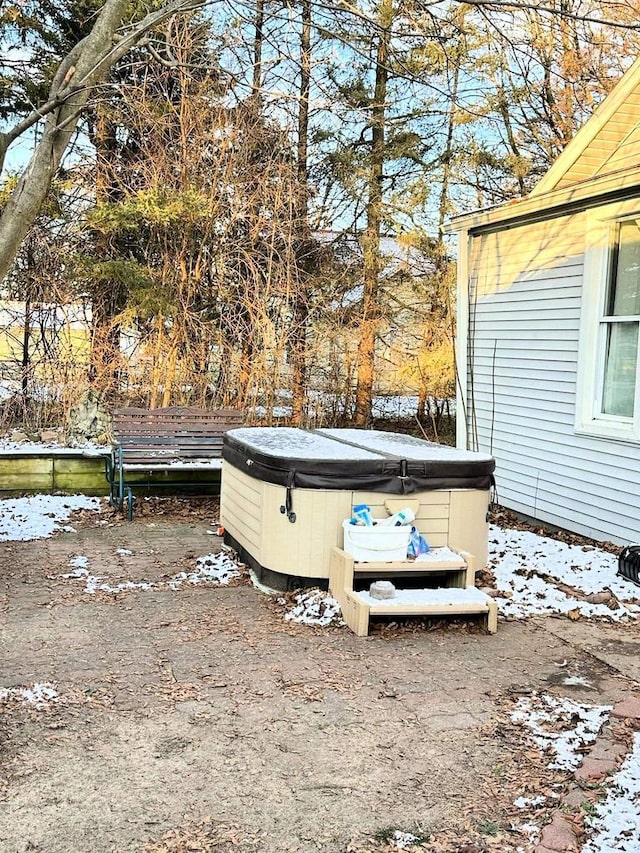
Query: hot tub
[[220, 428, 495, 589]]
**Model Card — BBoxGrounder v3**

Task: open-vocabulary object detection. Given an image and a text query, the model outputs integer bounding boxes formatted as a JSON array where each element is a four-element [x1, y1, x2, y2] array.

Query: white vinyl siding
[[465, 210, 640, 546]]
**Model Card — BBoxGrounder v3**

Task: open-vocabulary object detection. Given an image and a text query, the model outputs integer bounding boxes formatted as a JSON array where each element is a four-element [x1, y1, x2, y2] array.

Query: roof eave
[[444, 167, 640, 236]]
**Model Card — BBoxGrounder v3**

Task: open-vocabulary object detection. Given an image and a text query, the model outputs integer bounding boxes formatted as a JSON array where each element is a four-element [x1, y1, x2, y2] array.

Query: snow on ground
[[0, 682, 59, 709], [512, 822, 540, 850], [62, 548, 242, 594], [505, 691, 638, 853], [581, 732, 640, 853], [513, 795, 547, 809], [390, 830, 420, 850], [248, 393, 448, 421], [2, 494, 639, 630], [281, 589, 344, 627], [167, 550, 241, 588], [489, 526, 640, 621], [2, 492, 640, 848], [510, 692, 611, 771], [0, 494, 101, 541], [0, 440, 108, 455], [62, 557, 155, 594]]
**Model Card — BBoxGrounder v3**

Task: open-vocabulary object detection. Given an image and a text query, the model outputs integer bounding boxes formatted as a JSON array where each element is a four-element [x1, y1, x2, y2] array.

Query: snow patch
[[512, 822, 539, 845], [513, 795, 547, 809], [282, 589, 343, 627], [0, 494, 101, 541], [0, 682, 59, 709], [354, 586, 491, 607], [167, 551, 241, 588], [581, 732, 640, 853], [489, 527, 640, 621], [511, 693, 611, 770], [62, 548, 243, 594], [562, 675, 593, 688], [0, 441, 107, 456], [391, 830, 420, 850], [319, 428, 492, 461], [227, 427, 381, 460], [63, 557, 154, 594]]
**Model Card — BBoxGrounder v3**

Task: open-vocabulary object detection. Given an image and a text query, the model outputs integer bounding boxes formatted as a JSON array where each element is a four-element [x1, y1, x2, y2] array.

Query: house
[[0, 301, 90, 383], [445, 57, 640, 547]]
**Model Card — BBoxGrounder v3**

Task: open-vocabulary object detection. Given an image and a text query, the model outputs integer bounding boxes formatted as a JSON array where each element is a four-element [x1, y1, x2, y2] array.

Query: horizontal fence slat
[[113, 406, 244, 472]]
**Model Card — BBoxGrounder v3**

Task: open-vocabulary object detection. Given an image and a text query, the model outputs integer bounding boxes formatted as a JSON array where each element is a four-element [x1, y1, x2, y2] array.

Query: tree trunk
[[438, 61, 459, 240], [89, 105, 124, 396], [417, 387, 427, 422], [355, 0, 391, 427], [253, 0, 265, 96], [290, 0, 312, 426]]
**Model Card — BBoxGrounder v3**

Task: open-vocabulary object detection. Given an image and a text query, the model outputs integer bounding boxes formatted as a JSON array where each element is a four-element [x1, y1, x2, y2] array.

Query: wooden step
[[343, 587, 498, 637], [349, 546, 468, 573], [329, 546, 476, 595], [353, 585, 493, 610], [329, 546, 498, 637]]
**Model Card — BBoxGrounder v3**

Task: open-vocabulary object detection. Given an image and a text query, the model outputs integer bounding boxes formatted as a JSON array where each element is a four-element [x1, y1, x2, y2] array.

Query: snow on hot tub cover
[[223, 428, 495, 493]]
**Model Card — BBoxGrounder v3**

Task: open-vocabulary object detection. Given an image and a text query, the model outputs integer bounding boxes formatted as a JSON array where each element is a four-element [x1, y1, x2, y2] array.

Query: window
[[601, 220, 640, 418], [577, 208, 640, 441]]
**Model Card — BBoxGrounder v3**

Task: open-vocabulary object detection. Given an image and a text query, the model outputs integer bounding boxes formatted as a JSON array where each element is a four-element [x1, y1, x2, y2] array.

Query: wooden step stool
[[329, 545, 498, 637]]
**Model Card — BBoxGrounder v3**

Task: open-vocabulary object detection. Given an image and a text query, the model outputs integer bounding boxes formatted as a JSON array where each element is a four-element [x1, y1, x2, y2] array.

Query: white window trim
[[576, 203, 640, 442]]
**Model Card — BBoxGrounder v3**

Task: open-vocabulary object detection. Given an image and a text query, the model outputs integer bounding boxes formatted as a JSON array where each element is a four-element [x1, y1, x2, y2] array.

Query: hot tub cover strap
[[279, 470, 297, 523]]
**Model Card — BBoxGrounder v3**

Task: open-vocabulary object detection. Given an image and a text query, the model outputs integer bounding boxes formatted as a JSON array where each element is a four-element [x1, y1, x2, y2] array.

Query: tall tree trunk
[[497, 71, 526, 196], [89, 106, 124, 396], [438, 62, 459, 241], [253, 0, 265, 96], [417, 387, 427, 423], [290, 0, 312, 426], [355, 0, 391, 427]]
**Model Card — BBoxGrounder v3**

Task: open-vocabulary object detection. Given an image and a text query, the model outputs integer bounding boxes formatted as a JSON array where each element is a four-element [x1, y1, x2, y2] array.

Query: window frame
[[576, 204, 640, 442]]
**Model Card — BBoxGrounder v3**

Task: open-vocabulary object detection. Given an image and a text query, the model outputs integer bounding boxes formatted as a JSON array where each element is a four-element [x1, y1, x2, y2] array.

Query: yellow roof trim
[[530, 56, 640, 197], [444, 166, 640, 234]]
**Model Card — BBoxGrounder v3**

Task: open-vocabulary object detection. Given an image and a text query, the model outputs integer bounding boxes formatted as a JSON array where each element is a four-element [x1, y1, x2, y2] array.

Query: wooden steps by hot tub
[[329, 546, 498, 637]]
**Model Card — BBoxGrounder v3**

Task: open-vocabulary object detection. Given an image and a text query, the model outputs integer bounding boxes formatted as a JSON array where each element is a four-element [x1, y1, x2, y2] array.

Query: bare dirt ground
[[1, 498, 639, 853]]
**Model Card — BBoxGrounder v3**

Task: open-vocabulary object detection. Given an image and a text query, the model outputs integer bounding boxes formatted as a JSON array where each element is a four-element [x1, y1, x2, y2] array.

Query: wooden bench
[[106, 406, 244, 519], [329, 545, 498, 636]]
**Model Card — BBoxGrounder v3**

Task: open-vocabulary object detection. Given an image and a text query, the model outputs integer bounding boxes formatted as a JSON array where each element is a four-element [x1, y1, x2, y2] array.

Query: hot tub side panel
[[222, 462, 490, 578], [261, 482, 353, 578], [220, 462, 264, 563], [449, 490, 490, 567], [221, 463, 353, 579], [350, 489, 489, 567]]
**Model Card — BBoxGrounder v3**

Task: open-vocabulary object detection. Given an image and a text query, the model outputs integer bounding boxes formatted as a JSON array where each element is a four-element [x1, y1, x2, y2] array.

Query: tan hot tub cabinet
[[220, 428, 495, 590]]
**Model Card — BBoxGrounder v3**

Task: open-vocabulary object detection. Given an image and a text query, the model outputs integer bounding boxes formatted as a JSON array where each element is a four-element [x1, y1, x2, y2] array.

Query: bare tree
[[0, 0, 204, 283]]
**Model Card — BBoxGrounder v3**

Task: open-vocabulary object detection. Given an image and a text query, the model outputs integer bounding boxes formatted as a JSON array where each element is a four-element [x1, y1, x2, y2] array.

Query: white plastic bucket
[[342, 519, 411, 562]]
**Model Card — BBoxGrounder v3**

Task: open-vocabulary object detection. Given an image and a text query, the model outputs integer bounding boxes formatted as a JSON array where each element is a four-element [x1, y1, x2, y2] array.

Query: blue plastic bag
[[407, 526, 430, 558]]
